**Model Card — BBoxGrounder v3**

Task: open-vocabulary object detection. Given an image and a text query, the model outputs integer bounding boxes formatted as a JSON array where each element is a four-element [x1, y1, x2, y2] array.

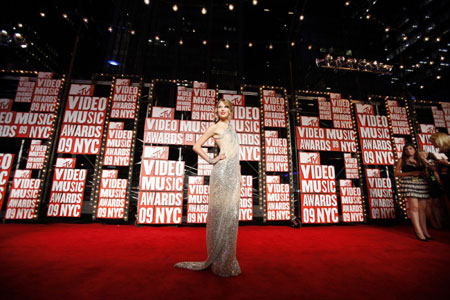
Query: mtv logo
[[152, 107, 175, 119], [339, 179, 352, 187], [69, 84, 94, 96], [262, 90, 276, 97], [266, 176, 280, 184], [115, 78, 130, 86], [329, 93, 342, 100], [0, 98, 12, 110], [265, 131, 278, 138], [143, 146, 169, 160], [55, 158, 76, 168], [387, 100, 398, 107], [356, 104, 374, 114], [299, 152, 320, 165], [188, 176, 204, 185], [301, 116, 319, 127], [366, 169, 380, 178], [419, 124, 436, 134], [109, 122, 124, 130], [102, 170, 118, 179], [37, 72, 53, 79], [193, 81, 207, 89], [14, 170, 32, 178], [223, 94, 245, 106]]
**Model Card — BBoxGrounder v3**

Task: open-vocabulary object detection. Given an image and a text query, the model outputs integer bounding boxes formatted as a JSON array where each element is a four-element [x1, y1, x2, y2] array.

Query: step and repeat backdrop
[[0, 70, 446, 225]]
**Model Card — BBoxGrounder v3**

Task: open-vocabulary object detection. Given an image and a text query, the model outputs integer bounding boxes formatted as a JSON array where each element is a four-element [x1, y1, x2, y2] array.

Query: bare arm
[[394, 159, 421, 177], [193, 124, 216, 163]]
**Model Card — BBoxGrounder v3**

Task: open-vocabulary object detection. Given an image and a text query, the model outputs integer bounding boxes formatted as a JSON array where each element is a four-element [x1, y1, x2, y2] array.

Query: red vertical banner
[[47, 158, 86, 217], [187, 176, 208, 223], [344, 153, 359, 179], [265, 137, 288, 172], [103, 122, 133, 166], [110, 79, 138, 119], [299, 152, 339, 224], [191, 87, 215, 121], [14, 77, 35, 103], [176, 86, 192, 111], [198, 148, 213, 176], [356, 103, 394, 165], [366, 169, 395, 219], [96, 170, 127, 219], [25, 140, 47, 169], [262, 90, 286, 127], [240, 175, 253, 221], [5, 169, 39, 220], [331, 98, 352, 129], [431, 106, 446, 128], [57, 84, 107, 154], [393, 137, 405, 158], [266, 175, 290, 221], [386, 100, 410, 135], [137, 158, 184, 224], [232, 106, 261, 161], [340, 179, 363, 222], [0, 153, 14, 209], [30, 77, 61, 112], [318, 97, 332, 120], [417, 124, 440, 154], [441, 102, 450, 133]]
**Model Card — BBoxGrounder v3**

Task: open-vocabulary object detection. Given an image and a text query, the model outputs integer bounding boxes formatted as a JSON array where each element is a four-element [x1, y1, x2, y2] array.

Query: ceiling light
[[228, 4, 234, 11], [155, 35, 160, 40], [107, 60, 119, 66], [40, 12, 46, 17], [299, 15, 304, 21], [436, 37, 441, 42], [253, 0, 258, 5], [420, 85, 424, 89], [385, 27, 390, 32], [366, 14, 371, 19], [269, 44, 273, 50], [83, 18, 88, 23], [402, 36, 407, 41], [225, 42, 230, 49], [308, 45, 312, 50], [248, 42, 253, 47], [291, 42, 295, 46], [173, 4, 178, 12], [144, 0, 150, 5], [108, 26, 113, 32], [18, 23, 23, 28], [436, 75, 441, 79], [131, 30, 135, 35], [203, 40, 207, 45], [202, 7, 207, 14], [345, 1, 350, 6], [424, 36, 429, 41], [179, 39, 183, 45]]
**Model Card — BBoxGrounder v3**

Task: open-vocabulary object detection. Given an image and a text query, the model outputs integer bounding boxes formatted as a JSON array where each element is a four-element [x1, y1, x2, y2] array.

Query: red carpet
[[0, 223, 449, 300]]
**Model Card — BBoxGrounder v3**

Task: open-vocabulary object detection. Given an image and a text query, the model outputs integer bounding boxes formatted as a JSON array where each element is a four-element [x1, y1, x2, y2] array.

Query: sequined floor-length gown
[[175, 124, 241, 277]]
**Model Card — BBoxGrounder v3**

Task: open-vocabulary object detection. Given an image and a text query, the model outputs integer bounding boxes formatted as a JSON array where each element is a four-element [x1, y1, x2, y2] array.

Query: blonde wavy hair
[[430, 132, 450, 153], [214, 99, 233, 122]]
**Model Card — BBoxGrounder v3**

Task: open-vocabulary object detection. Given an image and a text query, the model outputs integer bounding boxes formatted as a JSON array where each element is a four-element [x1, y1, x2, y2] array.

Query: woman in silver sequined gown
[[175, 99, 242, 277]]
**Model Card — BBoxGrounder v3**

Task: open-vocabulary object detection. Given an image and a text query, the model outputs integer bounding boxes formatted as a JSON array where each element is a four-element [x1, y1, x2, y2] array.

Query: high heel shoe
[[415, 233, 428, 242], [425, 236, 434, 240]]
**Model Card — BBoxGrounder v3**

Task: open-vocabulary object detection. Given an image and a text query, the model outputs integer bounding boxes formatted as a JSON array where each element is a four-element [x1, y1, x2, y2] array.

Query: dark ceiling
[[1, 0, 449, 100]]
